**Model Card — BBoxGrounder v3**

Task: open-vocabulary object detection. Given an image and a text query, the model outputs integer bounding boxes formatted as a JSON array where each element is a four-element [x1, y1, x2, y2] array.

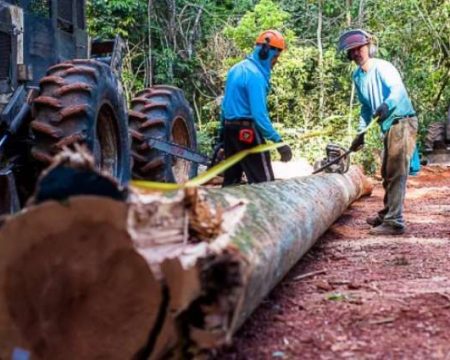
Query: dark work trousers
[[378, 116, 418, 229], [222, 122, 275, 186]]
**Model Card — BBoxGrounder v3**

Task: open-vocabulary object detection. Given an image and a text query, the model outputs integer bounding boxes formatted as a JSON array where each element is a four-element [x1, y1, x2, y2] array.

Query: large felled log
[[0, 165, 371, 359], [150, 166, 372, 356]]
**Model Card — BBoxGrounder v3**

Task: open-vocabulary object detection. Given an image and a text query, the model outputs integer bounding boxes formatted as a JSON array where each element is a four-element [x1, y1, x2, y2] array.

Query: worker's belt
[[224, 119, 253, 127], [392, 114, 417, 125]]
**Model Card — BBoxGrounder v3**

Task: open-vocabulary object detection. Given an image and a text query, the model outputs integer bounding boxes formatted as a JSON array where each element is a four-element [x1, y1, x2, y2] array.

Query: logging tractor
[[0, 0, 198, 216], [423, 105, 450, 165]]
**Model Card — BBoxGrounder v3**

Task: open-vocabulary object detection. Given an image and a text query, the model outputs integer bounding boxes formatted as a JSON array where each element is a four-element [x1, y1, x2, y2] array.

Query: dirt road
[[221, 166, 450, 359]]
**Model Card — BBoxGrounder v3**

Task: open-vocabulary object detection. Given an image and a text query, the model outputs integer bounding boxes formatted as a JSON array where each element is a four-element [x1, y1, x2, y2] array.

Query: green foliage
[[216, 0, 355, 164], [223, 0, 295, 53], [363, 0, 450, 149], [86, 0, 449, 173], [214, 0, 448, 171], [352, 127, 384, 175], [196, 119, 221, 156], [87, 0, 146, 39]]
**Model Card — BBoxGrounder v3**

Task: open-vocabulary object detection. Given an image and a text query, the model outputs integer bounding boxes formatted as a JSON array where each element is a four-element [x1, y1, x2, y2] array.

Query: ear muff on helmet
[[258, 37, 271, 60], [359, 29, 378, 58], [368, 37, 378, 58]]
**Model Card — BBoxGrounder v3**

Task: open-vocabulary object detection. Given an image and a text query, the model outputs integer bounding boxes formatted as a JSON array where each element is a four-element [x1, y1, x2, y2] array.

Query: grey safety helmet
[[338, 29, 372, 52]]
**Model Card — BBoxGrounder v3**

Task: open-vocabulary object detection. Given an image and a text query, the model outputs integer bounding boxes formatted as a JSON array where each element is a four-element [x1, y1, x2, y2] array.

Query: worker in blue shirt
[[220, 30, 292, 186], [339, 29, 418, 235]]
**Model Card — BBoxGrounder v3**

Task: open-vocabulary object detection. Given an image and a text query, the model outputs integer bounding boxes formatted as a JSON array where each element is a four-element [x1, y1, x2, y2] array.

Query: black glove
[[374, 103, 389, 122], [277, 144, 292, 162], [349, 133, 365, 152]]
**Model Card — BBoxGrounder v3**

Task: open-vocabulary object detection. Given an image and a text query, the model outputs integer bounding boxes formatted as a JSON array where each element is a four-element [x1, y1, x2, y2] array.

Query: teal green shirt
[[353, 59, 415, 133]]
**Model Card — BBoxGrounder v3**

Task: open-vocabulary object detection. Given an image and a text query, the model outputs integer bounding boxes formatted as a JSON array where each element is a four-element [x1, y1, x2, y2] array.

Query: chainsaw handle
[[208, 141, 224, 169]]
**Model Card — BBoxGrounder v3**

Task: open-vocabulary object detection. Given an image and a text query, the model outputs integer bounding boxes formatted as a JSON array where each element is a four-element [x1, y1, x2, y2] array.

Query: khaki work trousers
[[378, 117, 418, 229]]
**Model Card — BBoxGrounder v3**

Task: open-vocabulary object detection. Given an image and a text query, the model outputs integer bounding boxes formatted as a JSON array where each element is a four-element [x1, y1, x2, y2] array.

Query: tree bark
[[0, 166, 372, 359]]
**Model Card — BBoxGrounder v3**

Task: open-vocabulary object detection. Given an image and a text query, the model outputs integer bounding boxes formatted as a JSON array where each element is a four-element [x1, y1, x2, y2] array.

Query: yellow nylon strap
[[132, 142, 284, 191], [359, 116, 378, 135], [131, 129, 330, 192], [131, 180, 183, 191], [185, 142, 284, 187]]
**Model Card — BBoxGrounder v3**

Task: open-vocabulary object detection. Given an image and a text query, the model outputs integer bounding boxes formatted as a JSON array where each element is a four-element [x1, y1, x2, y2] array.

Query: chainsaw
[[313, 143, 351, 174], [313, 115, 379, 174]]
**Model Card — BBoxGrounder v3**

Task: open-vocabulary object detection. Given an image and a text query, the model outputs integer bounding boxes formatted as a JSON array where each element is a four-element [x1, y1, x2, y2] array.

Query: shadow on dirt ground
[[220, 166, 450, 360]]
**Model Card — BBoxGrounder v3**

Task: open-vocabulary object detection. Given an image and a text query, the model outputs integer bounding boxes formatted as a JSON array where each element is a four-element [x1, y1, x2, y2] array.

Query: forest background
[[88, 0, 450, 172]]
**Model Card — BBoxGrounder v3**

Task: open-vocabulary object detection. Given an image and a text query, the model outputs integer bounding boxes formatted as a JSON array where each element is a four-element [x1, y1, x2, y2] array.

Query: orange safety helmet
[[255, 30, 286, 51]]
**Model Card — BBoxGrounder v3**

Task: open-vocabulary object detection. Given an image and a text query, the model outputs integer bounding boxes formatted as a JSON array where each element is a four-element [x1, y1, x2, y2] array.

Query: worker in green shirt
[[340, 29, 418, 235]]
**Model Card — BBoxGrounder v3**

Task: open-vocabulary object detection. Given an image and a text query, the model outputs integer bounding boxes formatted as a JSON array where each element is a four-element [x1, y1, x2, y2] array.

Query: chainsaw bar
[[145, 135, 211, 166]]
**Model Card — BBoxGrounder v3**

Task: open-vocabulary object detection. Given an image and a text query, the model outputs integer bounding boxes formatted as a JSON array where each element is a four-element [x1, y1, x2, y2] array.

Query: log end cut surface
[[0, 198, 162, 360]]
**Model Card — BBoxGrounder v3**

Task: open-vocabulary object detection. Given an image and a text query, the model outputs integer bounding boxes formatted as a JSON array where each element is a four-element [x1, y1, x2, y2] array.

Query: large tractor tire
[[129, 85, 198, 183], [30, 59, 131, 184]]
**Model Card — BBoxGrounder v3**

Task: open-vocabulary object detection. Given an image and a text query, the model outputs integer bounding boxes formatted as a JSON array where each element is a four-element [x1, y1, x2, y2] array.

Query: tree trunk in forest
[[146, 0, 153, 87], [345, 0, 356, 143], [357, 0, 365, 26], [187, 5, 203, 59], [346, 0, 352, 26], [317, 0, 324, 121], [0, 166, 372, 359]]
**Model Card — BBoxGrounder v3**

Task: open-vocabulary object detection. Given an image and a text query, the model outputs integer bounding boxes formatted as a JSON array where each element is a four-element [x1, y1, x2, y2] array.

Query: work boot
[[369, 223, 405, 236], [366, 215, 383, 227]]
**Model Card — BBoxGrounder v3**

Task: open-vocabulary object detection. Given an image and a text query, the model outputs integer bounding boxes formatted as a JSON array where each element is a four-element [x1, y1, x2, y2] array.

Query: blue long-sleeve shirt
[[221, 47, 282, 143], [353, 58, 420, 174], [353, 59, 416, 133]]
